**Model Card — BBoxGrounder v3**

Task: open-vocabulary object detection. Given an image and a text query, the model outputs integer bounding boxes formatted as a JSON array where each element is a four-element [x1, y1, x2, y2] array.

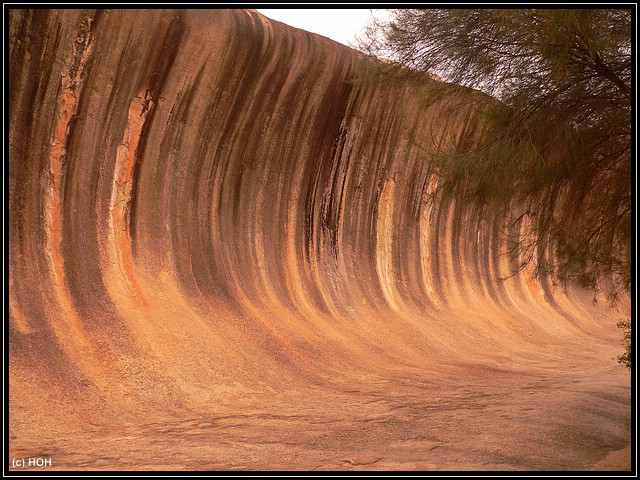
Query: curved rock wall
[[9, 9, 630, 471]]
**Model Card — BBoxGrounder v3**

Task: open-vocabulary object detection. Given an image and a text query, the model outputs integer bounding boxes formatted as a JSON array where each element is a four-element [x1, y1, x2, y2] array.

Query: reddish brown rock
[[8, 9, 630, 471]]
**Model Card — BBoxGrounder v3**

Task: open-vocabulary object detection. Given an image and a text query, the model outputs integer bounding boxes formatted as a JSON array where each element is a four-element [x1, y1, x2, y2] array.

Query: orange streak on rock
[[376, 178, 399, 311], [44, 28, 99, 363], [106, 91, 152, 307], [9, 9, 629, 471], [8, 279, 31, 335]]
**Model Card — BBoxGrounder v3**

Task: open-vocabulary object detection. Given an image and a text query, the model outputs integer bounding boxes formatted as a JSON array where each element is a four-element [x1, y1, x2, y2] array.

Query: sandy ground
[[592, 446, 631, 471], [8, 9, 632, 473], [9, 359, 630, 472]]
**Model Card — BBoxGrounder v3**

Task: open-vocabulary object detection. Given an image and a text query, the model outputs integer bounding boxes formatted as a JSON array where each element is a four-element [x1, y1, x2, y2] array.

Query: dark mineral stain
[[8, 9, 630, 473]]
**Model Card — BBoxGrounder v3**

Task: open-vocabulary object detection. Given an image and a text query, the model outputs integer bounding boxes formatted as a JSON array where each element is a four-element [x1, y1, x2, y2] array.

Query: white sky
[[256, 9, 390, 47]]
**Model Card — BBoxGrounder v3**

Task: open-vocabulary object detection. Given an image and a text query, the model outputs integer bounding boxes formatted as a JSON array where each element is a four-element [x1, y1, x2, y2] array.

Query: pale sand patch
[[592, 445, 631, 471]]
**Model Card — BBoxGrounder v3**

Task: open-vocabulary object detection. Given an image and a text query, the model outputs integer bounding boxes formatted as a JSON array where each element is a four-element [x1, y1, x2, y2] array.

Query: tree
[[357, 8, 631, 298]]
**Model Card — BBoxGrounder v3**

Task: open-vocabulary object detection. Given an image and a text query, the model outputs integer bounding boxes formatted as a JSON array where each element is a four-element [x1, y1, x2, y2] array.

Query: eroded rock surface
[[8, 9, 630, 471]]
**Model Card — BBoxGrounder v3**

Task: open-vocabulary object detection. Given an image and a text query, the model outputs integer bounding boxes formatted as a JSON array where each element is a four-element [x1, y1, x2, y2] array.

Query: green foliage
[[617, 319, 631, 369], [357, 9, 631, 296]]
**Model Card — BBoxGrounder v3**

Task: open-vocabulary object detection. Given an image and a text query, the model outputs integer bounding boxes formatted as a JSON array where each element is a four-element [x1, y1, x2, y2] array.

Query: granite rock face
[[8, 9, 630, 471]]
